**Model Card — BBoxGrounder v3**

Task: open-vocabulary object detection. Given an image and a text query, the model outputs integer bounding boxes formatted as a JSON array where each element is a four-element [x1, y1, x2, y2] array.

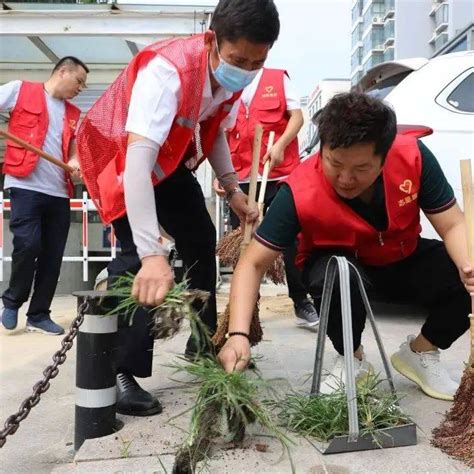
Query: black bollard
[[73, 291, 118, 451]]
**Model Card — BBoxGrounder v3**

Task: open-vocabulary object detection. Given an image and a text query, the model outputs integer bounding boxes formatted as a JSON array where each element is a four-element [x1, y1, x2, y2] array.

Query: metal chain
[[0, 300, 89, 448]]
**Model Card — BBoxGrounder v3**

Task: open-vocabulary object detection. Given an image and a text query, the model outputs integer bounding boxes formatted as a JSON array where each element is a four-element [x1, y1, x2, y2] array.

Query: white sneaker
[[319, 353, 374, 394], [390, 335, 458, 401]]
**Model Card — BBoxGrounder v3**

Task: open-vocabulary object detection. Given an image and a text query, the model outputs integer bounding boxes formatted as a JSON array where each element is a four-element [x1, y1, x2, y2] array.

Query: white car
[[355, 51, 474, 239]]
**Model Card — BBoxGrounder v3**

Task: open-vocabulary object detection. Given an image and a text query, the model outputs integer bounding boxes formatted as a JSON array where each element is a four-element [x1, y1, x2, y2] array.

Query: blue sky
[[266, 0, 352, 98]]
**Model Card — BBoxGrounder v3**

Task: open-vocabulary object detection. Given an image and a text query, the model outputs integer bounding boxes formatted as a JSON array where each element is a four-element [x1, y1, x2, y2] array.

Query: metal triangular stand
[[310, 256, 417, 454]]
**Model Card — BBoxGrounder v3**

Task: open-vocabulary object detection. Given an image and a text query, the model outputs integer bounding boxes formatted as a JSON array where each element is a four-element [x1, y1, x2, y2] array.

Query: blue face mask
[[211, 43, 260, 92]]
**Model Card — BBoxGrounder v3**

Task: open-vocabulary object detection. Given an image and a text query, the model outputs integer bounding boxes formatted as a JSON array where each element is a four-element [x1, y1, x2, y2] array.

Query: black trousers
[[108, 165, 217, 378], [2, 188, 70, 320], [302, 238, 470, 354], [230, 181, 308, 303]]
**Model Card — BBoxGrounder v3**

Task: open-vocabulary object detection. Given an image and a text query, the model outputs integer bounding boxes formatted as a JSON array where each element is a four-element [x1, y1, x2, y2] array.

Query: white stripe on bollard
[[76, 386, 116, 408], [79, 314, 118, 334]]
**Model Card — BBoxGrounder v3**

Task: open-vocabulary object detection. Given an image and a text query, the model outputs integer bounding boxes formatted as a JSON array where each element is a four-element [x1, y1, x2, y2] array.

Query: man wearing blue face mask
[[212, 42, 261, 92], [77, 0, 280, 417]]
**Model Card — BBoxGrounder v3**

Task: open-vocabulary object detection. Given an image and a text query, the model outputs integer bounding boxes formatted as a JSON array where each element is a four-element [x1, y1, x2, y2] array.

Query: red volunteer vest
[[3, 81, 79, 197], [77, 34, 240, 224], [286, 131, 429, 268], [227, 68, 300, 181]]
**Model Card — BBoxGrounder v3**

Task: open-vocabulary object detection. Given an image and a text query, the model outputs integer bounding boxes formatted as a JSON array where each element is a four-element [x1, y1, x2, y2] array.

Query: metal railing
[[0, 191, 117, 282]]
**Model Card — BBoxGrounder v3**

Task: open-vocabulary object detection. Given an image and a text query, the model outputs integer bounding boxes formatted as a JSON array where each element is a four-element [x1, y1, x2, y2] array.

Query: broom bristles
[[431, 369, 474, 467], [216, 228, 243, 268], [217, 227, 286, 285], [212, 297, 263, 351]]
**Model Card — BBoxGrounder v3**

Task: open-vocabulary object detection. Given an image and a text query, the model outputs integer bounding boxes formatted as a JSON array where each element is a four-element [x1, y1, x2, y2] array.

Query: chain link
[[0, 300, 89, 448]]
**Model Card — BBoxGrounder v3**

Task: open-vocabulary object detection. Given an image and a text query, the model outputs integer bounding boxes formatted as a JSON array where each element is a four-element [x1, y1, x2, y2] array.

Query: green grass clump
[[107, 273, 209, 339], [170, 356, 293, 474], [270, 374, 411, 443]]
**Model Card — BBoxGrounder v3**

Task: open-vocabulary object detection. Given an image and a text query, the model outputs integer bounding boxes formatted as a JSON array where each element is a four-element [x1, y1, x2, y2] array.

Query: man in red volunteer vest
[[218, 93, 473, 401], [77, 0, 280, 416], [1, 57, 88, 335], [215, 67, 320, 329]]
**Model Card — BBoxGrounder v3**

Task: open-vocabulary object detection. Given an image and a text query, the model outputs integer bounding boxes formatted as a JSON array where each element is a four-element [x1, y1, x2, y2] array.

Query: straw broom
[[213, 125, 265, 350], [432, 159, 474, 467], [216, 130, 286, 285]]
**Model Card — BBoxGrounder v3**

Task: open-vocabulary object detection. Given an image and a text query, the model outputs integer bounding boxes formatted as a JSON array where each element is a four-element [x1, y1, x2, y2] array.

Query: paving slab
[[1, 292, 472, 474]]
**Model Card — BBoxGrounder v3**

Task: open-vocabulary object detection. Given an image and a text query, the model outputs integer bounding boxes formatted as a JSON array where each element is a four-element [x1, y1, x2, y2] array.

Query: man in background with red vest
[[216, 67, 319, 329], [77, 0, 280, 417], [1, 57, 88, 335], [218, 93, 473, 402]]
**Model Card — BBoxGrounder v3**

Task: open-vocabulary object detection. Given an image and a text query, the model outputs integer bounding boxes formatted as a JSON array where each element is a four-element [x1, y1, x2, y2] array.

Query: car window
[[446, 73, 474, 113], [365, 71, 412, 99]]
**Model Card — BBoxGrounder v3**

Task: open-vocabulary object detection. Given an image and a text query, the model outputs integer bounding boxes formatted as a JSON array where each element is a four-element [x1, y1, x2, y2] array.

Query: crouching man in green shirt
[[218, 92, 474, 401]]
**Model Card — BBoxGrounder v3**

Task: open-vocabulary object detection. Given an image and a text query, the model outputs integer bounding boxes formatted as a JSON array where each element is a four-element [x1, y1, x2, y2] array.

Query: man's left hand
[[229, 191, 259, 229], [262, 141, 285, 170]]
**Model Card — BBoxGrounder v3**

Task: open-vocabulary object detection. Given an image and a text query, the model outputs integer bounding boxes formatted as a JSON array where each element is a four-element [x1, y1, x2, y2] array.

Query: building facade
[[300, 79, 351, 155], [351, 0, 474, 85]]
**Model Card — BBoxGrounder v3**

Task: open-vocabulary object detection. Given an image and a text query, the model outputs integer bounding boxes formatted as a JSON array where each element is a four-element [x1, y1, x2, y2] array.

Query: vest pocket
[[16, 104, 42, 128], [256, 99, 282, 123], [5, 142, 27, 166]]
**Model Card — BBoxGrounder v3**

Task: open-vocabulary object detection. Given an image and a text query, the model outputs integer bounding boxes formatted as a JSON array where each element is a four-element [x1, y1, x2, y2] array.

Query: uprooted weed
[[107, 273, 209, 340], [269, 374, 412, 446], [169, 355, 294, 473]]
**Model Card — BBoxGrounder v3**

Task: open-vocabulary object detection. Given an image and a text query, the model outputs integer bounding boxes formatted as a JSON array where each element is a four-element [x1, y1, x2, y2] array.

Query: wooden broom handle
[[0, 129, 75, 174], [242, 124, 263, 246], [257, 131, 275, 222], [460, 159, 474, 365]]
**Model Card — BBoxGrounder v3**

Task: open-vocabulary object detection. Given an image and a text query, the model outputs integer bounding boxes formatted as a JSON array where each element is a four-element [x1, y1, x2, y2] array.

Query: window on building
[[384, 48, 394, 62], [372, 2, 386, 17], [352, 2, 361, 24], [434, 32, 448, 51], [352, 25, 362, 45], [435, 3, 449, 27], [352, 49, 362, 69], [449, 37, 468, 54], [385, 18, 395, 40], [372, 26, 385, 49], [446, 73, 474, 113]]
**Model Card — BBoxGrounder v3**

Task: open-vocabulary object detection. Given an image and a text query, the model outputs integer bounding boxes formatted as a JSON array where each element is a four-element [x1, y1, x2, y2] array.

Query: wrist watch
[[225, 186, 243, 202]]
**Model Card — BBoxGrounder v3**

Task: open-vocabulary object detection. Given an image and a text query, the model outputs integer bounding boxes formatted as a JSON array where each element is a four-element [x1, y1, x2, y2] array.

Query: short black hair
[[210, 0, 280, 46], [317, 92, 397, 161], [52, 56, 89, 74]]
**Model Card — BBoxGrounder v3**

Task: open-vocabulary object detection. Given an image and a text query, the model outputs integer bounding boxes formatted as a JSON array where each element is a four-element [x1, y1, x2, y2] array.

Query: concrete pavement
[[0, 288, 471, 473]]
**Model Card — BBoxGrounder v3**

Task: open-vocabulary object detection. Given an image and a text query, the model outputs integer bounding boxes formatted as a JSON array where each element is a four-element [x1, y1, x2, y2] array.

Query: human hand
[[459, 263, 474, 296], [229, 192, 259, 229], [218, 335, 251, 372], [133, 255, 174, 307], [262, 141, 285, 170], [213, 178, 226, 198], [67, 157, 82, 180]]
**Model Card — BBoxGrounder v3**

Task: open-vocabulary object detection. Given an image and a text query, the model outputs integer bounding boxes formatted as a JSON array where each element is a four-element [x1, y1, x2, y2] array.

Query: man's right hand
[[67, 157, 82, 181], [218, 335, 251, 373], [132, 255, 174, 307]]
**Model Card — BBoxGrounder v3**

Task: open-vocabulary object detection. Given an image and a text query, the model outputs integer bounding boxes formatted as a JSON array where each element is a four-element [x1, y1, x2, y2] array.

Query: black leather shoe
[[116, 373, 162, 416]]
